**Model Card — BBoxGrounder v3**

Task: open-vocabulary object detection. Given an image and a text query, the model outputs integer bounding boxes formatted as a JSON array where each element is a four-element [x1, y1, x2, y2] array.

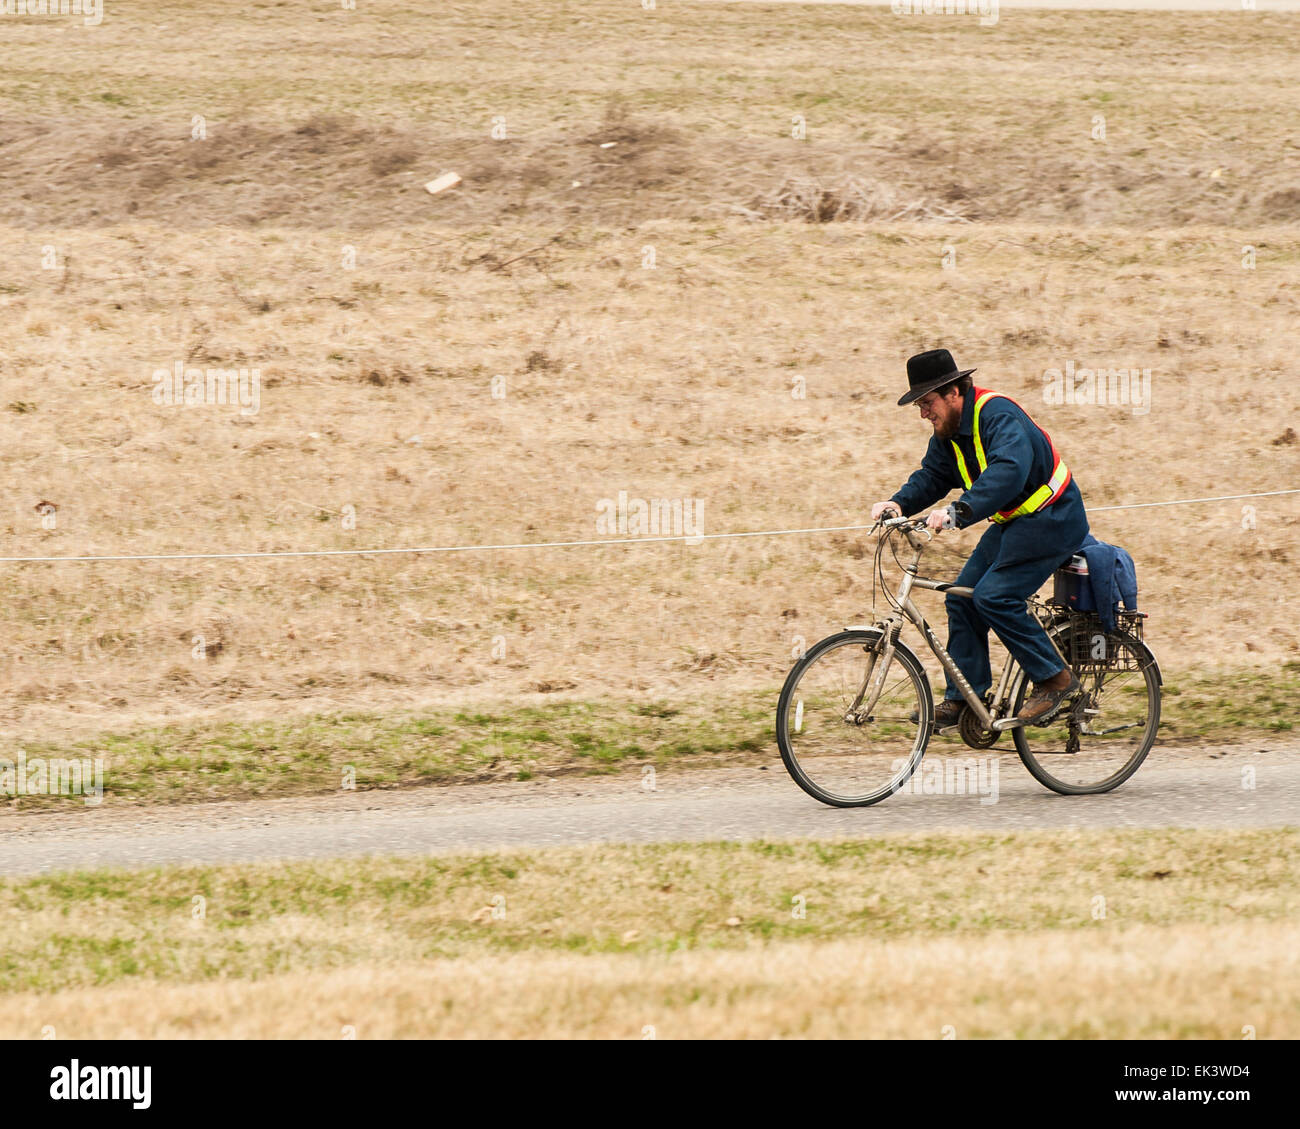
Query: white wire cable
[[1088, 488, 1298, 512], [1, 487, 1296, 565]]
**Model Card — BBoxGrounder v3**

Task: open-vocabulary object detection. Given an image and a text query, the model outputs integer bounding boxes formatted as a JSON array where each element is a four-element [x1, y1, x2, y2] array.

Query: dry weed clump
[[754, 175, 971, 224], [2, 5, 1298, 230]]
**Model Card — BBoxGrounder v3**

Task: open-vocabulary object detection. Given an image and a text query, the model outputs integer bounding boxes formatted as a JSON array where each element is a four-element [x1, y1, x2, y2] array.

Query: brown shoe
[[908, 700, 964, 728], [932, 699, 965, 729], [1017, 669, 1081, 726]]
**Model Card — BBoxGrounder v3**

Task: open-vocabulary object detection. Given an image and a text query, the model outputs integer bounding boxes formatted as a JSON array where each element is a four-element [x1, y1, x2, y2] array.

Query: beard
[[932, 414, 959, 440]]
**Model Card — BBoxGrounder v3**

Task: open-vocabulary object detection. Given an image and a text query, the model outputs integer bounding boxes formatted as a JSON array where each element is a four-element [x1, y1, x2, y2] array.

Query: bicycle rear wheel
[[1012, 625, 1160, 795], [776, 629, 931, 807]]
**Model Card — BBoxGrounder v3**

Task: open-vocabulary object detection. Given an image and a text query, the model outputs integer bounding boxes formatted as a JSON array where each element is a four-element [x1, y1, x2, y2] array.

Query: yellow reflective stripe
[[998, 483, 1050, 522], [950, 441, 973, 488], [971, 391, 997, 471], [992, 460, 1070, 523], [950, 390, 997, 488], [953, 390, 1069, 524]]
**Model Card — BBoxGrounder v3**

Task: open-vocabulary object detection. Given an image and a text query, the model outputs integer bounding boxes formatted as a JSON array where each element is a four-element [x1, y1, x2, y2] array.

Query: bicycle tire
[[776, 628, 932, 807], [1012, 625, 1161, 795]]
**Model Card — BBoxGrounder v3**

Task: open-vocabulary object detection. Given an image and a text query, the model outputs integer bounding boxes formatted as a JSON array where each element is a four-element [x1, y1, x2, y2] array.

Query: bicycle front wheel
[[1012, 626, 1161, 795], [776, 629, 931, 807]]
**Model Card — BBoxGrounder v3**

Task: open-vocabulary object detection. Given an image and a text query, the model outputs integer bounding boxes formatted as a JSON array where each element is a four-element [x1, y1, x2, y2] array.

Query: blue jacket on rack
[[1078, 534, 1138, 633]]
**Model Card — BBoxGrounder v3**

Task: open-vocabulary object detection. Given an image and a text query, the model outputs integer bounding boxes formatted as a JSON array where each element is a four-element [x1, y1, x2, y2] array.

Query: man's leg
[[943, 525, 1002, 702], [968, 504, 1089, 697], [955, 499, 1089, 723], [970, 554, 1066, 687]]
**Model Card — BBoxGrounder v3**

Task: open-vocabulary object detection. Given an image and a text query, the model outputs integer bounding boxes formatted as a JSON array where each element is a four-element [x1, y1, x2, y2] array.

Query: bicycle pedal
[[1030, 702, 1072, 728]]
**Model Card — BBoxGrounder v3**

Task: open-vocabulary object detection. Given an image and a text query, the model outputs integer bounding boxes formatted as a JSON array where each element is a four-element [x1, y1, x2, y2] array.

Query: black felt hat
[[897, 349, 977, 406]]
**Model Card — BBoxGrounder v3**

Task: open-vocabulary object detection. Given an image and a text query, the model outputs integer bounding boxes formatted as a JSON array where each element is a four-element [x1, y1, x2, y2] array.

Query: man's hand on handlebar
[[925, 507, 956, 533], [870, 501, 958, 535]]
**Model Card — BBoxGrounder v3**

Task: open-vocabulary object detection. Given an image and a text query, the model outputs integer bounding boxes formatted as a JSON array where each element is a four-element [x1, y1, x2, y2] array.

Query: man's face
[[917, 386, 963, 440]]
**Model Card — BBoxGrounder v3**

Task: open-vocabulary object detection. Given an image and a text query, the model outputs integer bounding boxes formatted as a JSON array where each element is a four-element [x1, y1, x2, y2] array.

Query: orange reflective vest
[[950, 388, 1071, 524]]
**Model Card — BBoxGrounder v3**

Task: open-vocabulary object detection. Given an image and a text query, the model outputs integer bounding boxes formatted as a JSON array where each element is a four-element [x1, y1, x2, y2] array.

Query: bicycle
[[776, 515, 1162, 807]]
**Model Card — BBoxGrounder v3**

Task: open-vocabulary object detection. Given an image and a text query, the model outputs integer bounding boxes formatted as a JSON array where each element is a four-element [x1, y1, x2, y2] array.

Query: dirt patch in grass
[[3, 103, 1297, 231], [2, 5, 1298, 229]]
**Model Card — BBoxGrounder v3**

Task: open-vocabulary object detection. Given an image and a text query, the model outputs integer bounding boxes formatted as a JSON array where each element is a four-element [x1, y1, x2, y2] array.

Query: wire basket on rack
[[1062, 609, 1147, 671]]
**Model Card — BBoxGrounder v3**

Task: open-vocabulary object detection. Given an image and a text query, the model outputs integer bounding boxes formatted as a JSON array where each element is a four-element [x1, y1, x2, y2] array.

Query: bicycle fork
[[843, 619, 896, 724]]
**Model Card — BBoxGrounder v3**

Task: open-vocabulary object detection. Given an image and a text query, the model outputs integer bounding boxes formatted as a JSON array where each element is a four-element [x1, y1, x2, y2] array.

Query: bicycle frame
[[849, 520, 1066, 734]]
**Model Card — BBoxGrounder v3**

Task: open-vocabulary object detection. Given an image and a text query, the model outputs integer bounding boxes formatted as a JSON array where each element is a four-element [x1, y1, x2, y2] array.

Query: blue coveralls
[[889, 387, 1090, 700]]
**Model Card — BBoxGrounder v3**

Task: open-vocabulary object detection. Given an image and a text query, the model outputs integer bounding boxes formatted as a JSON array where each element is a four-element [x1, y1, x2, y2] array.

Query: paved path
[[0, 742, 1293, 875]]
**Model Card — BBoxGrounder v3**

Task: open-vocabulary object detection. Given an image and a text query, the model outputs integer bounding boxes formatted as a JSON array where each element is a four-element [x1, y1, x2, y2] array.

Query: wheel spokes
[[1014, 634, 1159, 791], [782, 636, 928, 803]]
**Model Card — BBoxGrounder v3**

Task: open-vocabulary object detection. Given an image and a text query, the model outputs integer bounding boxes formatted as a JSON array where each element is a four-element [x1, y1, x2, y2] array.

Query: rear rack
[[1057, 608, 1147, 671]]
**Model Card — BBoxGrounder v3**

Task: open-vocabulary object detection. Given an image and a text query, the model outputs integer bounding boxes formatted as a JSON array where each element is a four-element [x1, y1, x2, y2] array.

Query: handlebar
[[871, 513, 933, 544]]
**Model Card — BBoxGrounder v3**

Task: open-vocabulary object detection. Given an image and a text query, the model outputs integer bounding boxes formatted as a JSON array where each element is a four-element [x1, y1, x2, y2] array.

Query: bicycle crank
[[958, 706, 1001, 749]]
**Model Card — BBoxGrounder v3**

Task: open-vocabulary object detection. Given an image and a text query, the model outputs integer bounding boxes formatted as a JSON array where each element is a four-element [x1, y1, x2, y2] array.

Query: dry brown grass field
[[9, 922, 1296, 1038], [0, 1, 1297, 758], [1, 830, 1295, 1038], [1, 0, 1298, 1047]]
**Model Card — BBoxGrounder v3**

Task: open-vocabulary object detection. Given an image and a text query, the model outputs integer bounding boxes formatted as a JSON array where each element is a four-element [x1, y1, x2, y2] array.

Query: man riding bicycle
[[870, 349, 1090, 727]]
